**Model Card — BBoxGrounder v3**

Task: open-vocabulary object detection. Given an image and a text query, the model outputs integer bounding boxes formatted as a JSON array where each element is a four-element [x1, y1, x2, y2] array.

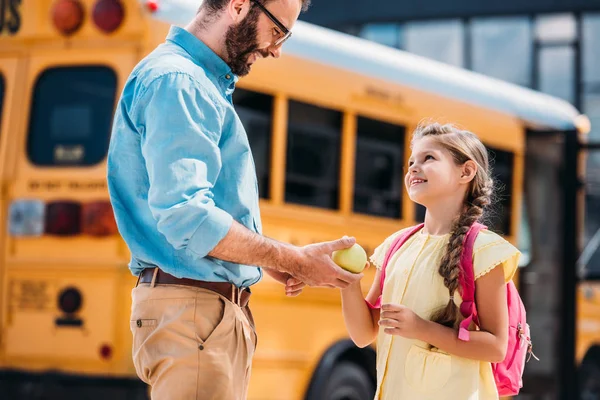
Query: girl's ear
[[460, 160, 478, 184]]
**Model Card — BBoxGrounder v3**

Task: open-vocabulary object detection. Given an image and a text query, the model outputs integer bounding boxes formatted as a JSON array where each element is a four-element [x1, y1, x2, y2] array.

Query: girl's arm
[[341, 264, 381, 348], [380, 264, 508, 362]]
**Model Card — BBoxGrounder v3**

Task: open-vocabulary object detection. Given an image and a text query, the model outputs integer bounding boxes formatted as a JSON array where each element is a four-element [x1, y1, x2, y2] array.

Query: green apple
[[332, 243, 367, 273]]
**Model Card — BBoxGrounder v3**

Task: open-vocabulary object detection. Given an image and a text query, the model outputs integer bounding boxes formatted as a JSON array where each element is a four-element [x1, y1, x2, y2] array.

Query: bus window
[[27, 66, 117, 166], [353, 116, 405, 218], [233, 89, 273, 199], [487, 147, 514, 235], [285, 100, 342, 209]]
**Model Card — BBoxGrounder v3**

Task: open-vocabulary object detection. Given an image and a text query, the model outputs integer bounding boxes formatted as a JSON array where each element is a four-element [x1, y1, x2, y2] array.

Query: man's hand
[[208, 222, 363, 290], [287, 237, 364, 289], [264, 269, 306, 297]]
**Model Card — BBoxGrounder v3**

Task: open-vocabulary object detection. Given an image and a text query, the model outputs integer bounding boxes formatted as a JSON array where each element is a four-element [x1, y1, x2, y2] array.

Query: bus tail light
[[45, 201, 82, 236], [92, 0, 125, 34], [82, 201, 119, 237], [8, 200, 45, 237], [8, 199, 118, 237], [51, 0, 85, 36]]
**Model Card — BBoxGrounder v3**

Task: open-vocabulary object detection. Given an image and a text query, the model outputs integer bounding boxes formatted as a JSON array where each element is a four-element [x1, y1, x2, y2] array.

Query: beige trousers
[[130, 283, 257, 400]]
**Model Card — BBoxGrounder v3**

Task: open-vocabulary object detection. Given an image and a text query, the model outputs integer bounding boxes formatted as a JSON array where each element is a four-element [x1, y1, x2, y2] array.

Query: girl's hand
[[379, 303, 425, 340], [285, 277, 305, 297]]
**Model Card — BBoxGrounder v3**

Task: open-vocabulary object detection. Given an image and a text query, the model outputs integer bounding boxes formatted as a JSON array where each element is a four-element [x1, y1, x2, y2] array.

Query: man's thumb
[[325, 236, 356, 252]]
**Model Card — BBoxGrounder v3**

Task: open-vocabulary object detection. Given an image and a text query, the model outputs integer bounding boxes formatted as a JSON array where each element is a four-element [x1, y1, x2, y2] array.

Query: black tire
[[319, 361, 375, 400], [580, 350, 600, 400]]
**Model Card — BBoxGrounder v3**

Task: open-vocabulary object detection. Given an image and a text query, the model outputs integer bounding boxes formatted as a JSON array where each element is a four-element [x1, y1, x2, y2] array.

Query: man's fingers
[[335, 267, 363, 284], [286, 277, 303, 286], [322, 236, 356, 253], [286, 288, 304, 297], [286, 283, 305, 292]]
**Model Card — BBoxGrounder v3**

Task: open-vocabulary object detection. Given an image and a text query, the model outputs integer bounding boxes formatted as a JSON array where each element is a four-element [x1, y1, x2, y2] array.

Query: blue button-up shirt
[[107, 26, 263, 287]]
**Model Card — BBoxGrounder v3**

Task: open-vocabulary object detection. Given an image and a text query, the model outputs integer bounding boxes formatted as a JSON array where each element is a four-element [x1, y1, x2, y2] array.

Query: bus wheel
[[580, 349, 600, 400], [320, 361, 375, 400]]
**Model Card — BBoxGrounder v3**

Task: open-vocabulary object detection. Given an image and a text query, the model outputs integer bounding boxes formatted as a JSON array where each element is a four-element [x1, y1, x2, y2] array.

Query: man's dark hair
[[202, 0, 311, 15]]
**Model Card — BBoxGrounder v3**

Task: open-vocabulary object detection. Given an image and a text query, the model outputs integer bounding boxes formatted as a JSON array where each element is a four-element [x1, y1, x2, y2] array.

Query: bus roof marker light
[[146, 0, 159, 12], [92, 0, 125, 34], [51, 0, 85, 36]]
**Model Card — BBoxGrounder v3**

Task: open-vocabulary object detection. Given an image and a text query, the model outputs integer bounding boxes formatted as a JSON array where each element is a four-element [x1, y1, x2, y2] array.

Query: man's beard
[[225, 10, 264, 77]]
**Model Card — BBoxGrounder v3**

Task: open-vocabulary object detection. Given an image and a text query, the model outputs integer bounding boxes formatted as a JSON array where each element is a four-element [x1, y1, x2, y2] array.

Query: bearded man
[[106, 1, 362, 398]]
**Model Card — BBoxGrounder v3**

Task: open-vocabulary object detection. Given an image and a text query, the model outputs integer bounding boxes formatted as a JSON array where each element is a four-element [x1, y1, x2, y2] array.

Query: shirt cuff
[[187, 207, 234, 258]]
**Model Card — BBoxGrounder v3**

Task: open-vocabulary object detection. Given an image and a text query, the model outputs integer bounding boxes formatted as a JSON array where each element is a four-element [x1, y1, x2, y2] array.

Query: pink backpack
[[367, 223, 537, 396]]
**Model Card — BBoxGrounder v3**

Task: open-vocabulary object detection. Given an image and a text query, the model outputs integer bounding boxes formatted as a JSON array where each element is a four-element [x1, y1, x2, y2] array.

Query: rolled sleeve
[[136, 73, 233, 257]]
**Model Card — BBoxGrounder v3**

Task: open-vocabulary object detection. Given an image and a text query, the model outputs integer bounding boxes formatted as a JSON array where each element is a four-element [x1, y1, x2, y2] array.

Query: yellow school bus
[[0, 0, 596, 398]]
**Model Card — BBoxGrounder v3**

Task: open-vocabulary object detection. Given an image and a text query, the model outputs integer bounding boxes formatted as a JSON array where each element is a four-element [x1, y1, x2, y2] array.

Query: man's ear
[[226, 0, 250, 23], [460, 160, 478, 183]]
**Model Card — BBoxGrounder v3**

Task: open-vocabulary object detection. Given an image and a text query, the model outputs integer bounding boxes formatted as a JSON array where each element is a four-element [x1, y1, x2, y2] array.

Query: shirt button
[[225, 74, 231, 80]]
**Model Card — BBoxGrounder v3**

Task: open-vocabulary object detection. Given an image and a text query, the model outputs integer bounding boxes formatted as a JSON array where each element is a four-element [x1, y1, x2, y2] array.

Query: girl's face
[[405, 136, 472, 208]]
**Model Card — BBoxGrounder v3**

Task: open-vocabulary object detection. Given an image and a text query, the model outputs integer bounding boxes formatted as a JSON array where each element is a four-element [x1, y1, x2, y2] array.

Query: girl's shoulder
[[473, 228, 521, 282], [369, 225, 421, 269]]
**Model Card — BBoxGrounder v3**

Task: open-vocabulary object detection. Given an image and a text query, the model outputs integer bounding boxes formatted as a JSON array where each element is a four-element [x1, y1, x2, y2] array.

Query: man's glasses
[[250, 0, 292, 46]]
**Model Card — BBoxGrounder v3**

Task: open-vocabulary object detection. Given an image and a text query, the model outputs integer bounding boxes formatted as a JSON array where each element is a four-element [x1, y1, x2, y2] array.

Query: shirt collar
[[166, 26, 238, 91]]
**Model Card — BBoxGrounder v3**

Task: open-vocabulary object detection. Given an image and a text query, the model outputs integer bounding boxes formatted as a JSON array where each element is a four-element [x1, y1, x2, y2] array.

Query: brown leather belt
[[138, 268, 251, 308]]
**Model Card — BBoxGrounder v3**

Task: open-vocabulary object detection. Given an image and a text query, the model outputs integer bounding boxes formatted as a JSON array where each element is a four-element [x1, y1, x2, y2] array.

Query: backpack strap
[[458, 222, 487, 341], [366, 224, 424, 309]]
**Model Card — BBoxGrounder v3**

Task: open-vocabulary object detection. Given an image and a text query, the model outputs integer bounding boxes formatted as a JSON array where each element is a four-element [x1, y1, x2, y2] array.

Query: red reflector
[[146, 0, 158, 12], [82, 201, 119, 237], [45, 201, 82, 236], [92, 0, 125, 34], [51, 0, 85, 36], [99, 344, 113, 360]]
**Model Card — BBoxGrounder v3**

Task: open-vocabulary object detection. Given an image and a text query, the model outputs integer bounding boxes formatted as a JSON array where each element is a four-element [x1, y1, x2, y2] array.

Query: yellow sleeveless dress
[[370, 227, 520, 400]]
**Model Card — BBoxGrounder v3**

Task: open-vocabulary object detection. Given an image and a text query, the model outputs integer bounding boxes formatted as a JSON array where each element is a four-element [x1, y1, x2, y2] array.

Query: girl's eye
[[408, 161, 414, 167], [424, 155, 434, 161]]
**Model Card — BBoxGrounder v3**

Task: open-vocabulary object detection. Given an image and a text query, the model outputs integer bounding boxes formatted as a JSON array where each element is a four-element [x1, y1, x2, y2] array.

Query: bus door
[[576, 140, 600, 400], [1, 50, 137, 378], [518, 129, 582, 399]]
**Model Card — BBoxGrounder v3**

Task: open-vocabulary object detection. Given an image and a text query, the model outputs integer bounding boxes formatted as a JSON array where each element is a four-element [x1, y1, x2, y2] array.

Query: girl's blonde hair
[[412, 122, 494, 330]]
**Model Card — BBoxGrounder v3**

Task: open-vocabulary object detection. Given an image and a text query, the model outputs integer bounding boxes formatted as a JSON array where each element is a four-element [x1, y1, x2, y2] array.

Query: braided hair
[[412, 122, 494, 329]]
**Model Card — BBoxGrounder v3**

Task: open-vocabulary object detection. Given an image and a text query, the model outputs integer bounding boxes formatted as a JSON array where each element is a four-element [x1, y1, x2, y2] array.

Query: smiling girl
[[340, 122, 521, 399]]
